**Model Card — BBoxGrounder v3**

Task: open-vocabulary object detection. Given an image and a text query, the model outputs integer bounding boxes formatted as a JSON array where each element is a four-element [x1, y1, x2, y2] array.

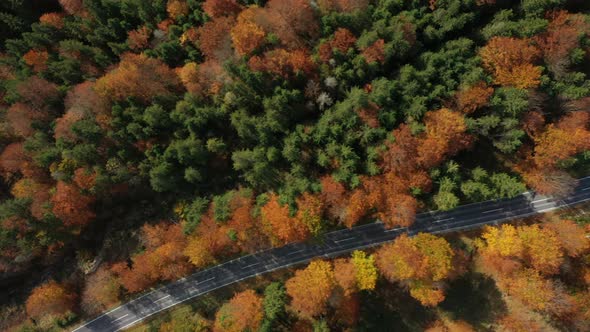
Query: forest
[[0, 0, 589, 331]]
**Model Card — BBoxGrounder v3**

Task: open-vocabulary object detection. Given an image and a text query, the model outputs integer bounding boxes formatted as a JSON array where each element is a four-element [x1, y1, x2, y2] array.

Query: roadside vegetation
[[0, 0, 589, 331], [108, 210, 590, 332]]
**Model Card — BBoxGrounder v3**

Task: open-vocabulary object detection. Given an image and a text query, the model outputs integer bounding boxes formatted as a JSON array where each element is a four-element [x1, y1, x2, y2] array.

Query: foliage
[[376, 233, 454, 306], [286, 260, 335, 318], [51, 181, 96, 228], [214, 289, 263, 332], [0, 0, 589, 324], [113, 222, 191, 292], [81, 266, 121, 315], [95, 53, 181, 102], [350, 250, 377, 291], [25, 280, 76, 319], [262, 282, 286, 322], [480, 37, 542, 89], [261, 194, 309, 246]]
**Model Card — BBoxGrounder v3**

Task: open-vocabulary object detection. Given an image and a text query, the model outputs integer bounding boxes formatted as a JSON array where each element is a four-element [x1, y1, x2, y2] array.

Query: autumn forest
[[1, 0, 590, 331]]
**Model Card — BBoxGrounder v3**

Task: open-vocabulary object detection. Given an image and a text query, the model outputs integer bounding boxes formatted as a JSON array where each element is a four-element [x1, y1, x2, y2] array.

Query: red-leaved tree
[[51, 181, 96, 228]]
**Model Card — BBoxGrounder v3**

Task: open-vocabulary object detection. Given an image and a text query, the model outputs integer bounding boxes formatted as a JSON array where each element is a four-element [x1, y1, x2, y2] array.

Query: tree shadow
[[440, 272, 507, 328], [358, 281, 437, 332]]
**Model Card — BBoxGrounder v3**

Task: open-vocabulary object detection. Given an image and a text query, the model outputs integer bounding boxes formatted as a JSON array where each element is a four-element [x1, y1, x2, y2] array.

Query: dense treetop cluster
[[0, 0, 589, 329]]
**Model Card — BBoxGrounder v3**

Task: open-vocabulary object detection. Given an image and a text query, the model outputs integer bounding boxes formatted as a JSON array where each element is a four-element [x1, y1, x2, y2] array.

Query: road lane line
[[334, 237, 355, 243], [537, 201, 574, 213], [154, 295, 170, 303], [532, 198, 550, 203], [71, 304, 124, 331], [242, 262, 260, 269], [112, 193, 590, 332], [482, 208, 503, 214], [287, 249, 305, 256], [112, 314, 128, 322], [384, 227, 405, 232], [80, 181, 590, 332], [433, 217, 454, 223], [196, 277, 215, 285]]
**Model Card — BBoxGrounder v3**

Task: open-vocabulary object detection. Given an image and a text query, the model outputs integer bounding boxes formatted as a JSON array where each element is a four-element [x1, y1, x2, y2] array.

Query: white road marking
[[84, 187, 590, 332], [242, 262, 260, 269], [112, 314, 128, 322], [532, 198, 550, 203], [287, 249, 305, 256], [384, 227, 405, 233], [196, 277, 215, 284], [71, 302, 125, 331], [154, 295, 170, 303], [433, 217, 454, 223], [114, 195, 590, 332], [334, 237, 355, 243], [482, 208, 503, 214]]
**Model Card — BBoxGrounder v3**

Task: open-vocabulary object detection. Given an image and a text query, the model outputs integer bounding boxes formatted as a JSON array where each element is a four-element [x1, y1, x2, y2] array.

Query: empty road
[[72, 176, 590, 332]]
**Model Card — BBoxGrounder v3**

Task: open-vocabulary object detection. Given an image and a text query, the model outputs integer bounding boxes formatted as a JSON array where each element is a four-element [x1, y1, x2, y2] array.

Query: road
[[72, 176, 590, 332]]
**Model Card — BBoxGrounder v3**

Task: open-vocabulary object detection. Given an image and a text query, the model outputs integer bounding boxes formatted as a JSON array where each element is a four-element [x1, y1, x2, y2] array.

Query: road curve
[[72, 176, 590, 332]]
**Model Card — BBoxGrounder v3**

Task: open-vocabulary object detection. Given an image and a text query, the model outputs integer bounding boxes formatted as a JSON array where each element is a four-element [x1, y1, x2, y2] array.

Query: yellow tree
[[376, 233, 453, 306], [480, 224, 524, 257], [412, 233, 454, 282], [350, 250, 377, 291], [295, 192, 324, 237], [376, 234, 426, 281], [479, 224, 565, 275], [286, 260, 335, 318], [409, 282, 446, 307], [231, 8, 266, 56], [10, 178, 40, 199], [518, 225, 563, 275], [183, 237, 215, 267]]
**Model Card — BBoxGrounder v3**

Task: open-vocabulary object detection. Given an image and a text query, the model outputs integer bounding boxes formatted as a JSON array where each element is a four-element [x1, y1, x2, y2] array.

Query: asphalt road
[[72, 176, 590, 332]]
